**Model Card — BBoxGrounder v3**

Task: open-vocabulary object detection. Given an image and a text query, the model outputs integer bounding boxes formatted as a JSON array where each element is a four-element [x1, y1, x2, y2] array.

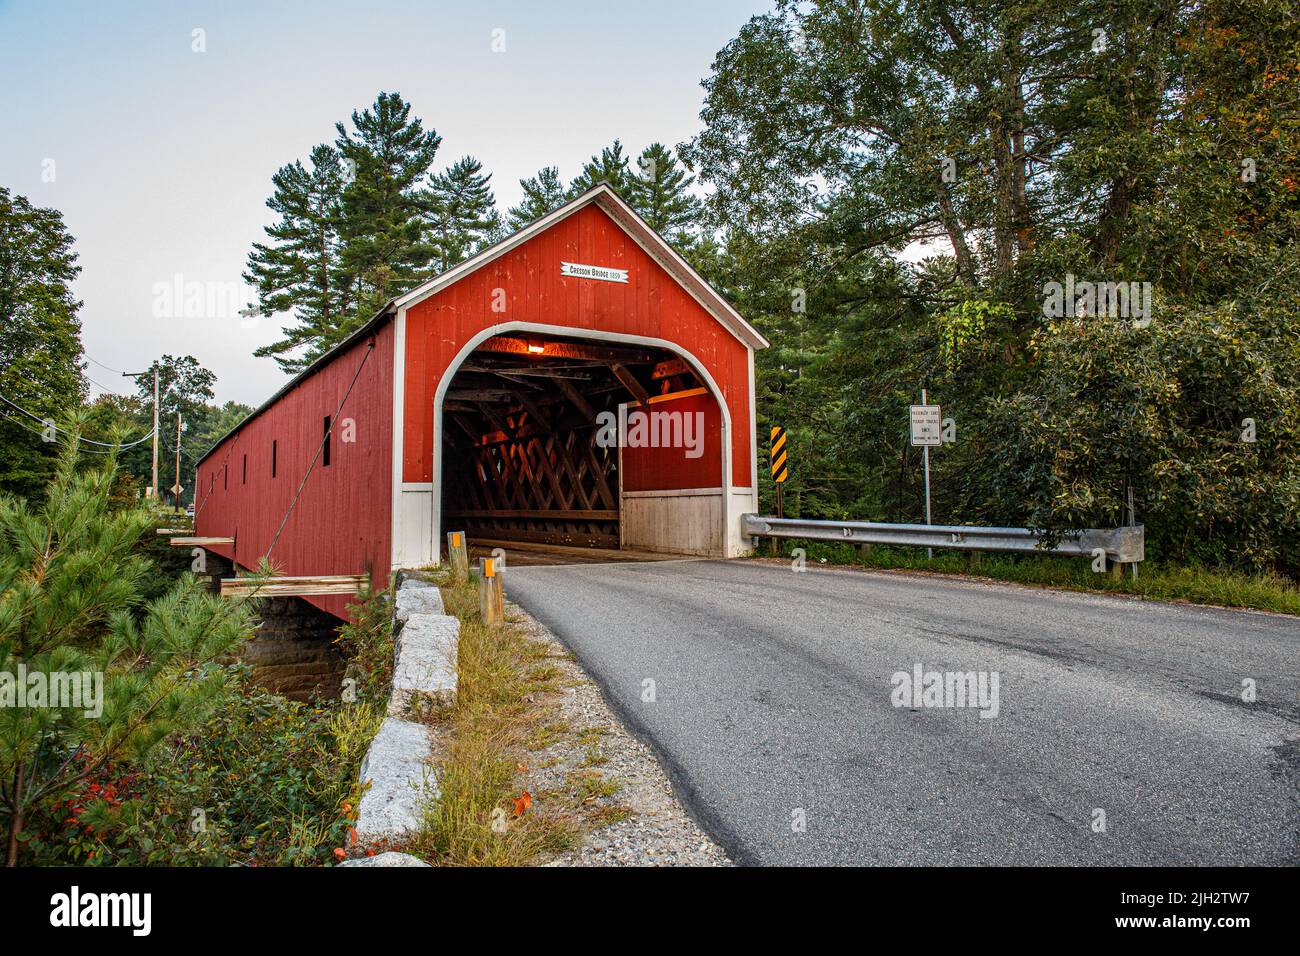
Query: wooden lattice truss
[[441, 335, 703, 549]]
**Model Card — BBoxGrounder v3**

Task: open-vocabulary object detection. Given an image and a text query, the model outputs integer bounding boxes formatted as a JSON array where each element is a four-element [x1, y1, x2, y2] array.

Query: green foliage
[[247, 91, 509, 369], [567, 139, 635, 197], [626, 143, 703, 237], [687, 0, 1300, 579], [130, 354, 215, 422], [507, 166, 566, 230], [0, 421, 256, 865], [0, 187, 85, 500], [246, 144, 352, 374], [82, 359, 251, 508], [25, 669, 379, 866], [334, 585, 395, 710], [980, 297, 1300, 572], [5, 432, 383, 866], [935, 299, 1008, 376], [334, 91, 442, 322], [509, 142, 701, 248], [424, 155, 502, 273]]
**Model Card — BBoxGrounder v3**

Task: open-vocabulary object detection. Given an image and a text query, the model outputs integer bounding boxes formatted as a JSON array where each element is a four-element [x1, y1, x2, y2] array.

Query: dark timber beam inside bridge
[[610, 363, 652, 406], [476, 335, 657, 365]]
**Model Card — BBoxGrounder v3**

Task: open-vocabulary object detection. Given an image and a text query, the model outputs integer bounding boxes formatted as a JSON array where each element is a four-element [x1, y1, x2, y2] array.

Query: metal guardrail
[[742, 514, 1145, 563]]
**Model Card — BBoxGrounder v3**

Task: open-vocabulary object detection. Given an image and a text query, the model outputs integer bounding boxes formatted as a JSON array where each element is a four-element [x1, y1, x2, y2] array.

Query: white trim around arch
[[393, 321, 745, 567]]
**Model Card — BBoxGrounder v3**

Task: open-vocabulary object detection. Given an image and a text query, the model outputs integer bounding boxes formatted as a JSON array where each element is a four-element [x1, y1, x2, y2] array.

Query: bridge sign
[[910, 404, 942, 446], [561, 261, 629, 284]]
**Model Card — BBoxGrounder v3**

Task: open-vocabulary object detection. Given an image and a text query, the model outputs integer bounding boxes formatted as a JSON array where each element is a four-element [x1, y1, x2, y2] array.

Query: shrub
[[0, 423, 255, 866], [24, 666, 379, 866]]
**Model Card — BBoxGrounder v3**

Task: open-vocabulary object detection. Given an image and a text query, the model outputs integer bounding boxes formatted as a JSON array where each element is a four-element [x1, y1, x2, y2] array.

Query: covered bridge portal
[[195, 184, 767, 619]]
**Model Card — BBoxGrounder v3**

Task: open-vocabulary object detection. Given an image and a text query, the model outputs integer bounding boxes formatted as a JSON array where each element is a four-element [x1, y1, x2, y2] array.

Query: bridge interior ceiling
[[440, 333, 704, 550]]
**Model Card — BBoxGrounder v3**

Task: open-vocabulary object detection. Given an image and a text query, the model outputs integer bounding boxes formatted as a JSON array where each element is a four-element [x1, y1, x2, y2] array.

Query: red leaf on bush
[[512, 791, 532, 817]]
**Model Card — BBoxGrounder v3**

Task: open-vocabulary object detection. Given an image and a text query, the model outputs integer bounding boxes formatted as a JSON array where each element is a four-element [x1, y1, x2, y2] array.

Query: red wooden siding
[[621, 392, 723, 492], [194, 325, 394, 619], [402, 204, 753, 489]]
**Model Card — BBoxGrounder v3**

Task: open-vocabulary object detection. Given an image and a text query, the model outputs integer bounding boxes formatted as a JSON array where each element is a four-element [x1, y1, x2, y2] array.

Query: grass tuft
[[408, 567, 580, 866]]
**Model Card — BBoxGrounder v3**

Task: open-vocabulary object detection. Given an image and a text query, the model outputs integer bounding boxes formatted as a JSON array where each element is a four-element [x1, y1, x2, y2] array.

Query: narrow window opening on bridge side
[[272, 440, 277, 478], [223, 465, 227, 490], [242, 453, 247, 484], [323, 415, 332, 467]]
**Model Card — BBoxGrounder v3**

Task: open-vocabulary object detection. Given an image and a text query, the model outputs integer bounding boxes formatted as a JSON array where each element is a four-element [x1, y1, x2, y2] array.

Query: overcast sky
[[0, 0, 765, 407]]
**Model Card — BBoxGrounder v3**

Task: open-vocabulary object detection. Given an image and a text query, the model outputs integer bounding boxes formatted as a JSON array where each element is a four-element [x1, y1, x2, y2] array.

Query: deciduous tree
[[0, 188, 85, 501]]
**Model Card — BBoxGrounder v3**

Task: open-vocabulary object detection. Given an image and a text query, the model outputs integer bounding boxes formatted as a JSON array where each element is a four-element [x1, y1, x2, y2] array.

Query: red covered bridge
[[194, 184, 768, 618]]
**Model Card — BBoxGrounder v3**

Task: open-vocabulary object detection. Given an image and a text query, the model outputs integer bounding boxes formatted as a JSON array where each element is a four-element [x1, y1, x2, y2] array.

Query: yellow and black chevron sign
[[770, 426, 789, 484]]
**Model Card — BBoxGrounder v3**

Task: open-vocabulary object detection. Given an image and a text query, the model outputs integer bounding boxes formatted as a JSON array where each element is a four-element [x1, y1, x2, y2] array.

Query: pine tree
[[567, 140, 635, 198], [627, 143, 703, 237], [334, 92, 442, 328], [0, 188, 85, 501], [423, 155, 502, 273], [506, 166, 566, 230], [245, 144, 350, 373], [0, 420, 255, 865]]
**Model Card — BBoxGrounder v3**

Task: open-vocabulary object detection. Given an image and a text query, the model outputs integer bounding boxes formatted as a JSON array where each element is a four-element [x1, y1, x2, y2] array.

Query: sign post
[[909, 391, 941, 558]]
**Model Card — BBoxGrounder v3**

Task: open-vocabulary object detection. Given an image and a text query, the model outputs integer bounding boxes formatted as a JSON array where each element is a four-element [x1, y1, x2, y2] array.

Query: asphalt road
[[506, 559, 1299, 866]]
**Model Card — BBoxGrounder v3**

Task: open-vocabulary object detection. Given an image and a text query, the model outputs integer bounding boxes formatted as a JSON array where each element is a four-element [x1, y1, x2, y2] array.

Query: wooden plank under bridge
[[219, 575, 369, 598]]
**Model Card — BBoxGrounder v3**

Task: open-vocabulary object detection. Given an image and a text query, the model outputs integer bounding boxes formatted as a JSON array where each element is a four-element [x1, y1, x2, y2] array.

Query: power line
[[0, 392, 155, 448], [1, 413, 117, 454], [168, 435, 205, 465], [85, 355, 132, 375], [85, 374, 134, 397]]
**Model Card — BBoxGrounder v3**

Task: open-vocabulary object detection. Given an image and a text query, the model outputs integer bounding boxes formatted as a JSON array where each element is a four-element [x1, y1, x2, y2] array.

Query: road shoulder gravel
[[516, 603, 731, 867]]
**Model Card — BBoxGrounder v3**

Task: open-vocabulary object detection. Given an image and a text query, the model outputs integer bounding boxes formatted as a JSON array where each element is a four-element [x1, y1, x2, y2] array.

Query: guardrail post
[[446, 530, 469, 583], [479, 556, 504, 625]]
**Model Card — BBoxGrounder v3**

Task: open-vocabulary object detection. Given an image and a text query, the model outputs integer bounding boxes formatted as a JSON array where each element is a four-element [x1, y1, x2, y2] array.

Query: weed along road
[[504, 559, 1299, 866]]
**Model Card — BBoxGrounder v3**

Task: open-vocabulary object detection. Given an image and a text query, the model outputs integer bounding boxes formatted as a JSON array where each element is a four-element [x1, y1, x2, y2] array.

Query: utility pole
[[152, 368, 160, 503], [174, 411, 182, 511], [124, 365, 162, 502]]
